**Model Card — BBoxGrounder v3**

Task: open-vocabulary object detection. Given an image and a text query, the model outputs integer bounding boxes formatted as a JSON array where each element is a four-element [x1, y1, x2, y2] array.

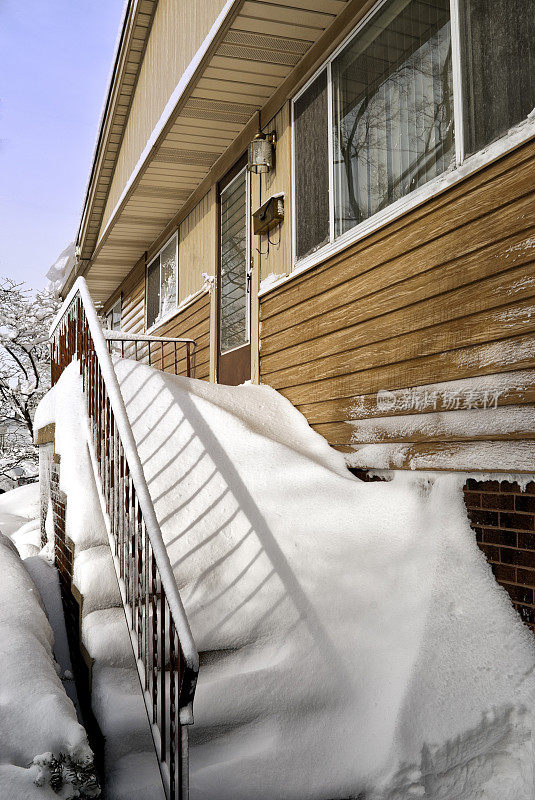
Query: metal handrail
[[50, 278, 198, 800], [102, 330, 196, 377]]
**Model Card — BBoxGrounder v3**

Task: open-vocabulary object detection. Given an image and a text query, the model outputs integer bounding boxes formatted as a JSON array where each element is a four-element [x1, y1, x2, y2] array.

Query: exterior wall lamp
[[248, 130, 277, 173]]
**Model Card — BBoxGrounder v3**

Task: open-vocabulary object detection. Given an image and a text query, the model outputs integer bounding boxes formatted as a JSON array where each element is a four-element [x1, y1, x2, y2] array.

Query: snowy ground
[[0, 523, 98, 798], [37, 361, 535, 800]]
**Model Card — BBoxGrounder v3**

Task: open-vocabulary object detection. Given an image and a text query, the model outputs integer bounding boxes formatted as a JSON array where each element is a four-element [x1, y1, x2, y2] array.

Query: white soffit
[[84, 0, 352, 301]]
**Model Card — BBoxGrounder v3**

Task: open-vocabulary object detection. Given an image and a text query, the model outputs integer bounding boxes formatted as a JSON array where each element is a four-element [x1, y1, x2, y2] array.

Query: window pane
[[110, 299, 121, 331], [294, 70, 330, 260], [332, 0, 453, 237], [461, 0, 535, 156], [146, 256, 160, 329], [160, 235, 178, 319], [220, 169, 248, 353]]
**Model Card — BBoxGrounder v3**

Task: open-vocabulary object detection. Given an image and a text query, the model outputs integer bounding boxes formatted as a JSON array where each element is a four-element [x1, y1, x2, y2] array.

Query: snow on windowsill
[[146, 286, 210, 336]]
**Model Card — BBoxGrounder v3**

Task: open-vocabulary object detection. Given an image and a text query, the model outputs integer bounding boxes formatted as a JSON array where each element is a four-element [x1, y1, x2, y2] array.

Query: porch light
[[248, 130, 276, 174]]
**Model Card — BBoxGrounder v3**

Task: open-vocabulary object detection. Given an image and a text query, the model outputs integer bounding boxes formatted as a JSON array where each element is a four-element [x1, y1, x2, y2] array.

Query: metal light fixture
[[248, 130, 276, 174]]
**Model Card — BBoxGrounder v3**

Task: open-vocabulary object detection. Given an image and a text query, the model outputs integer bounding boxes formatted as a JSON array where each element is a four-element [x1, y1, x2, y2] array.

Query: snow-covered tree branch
[[0, 278, 60, 478]]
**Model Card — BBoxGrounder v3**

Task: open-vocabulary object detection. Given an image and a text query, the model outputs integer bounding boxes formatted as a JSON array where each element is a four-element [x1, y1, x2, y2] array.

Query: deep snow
[[0, 531, 97, 798], [36, 360, 535, 799]]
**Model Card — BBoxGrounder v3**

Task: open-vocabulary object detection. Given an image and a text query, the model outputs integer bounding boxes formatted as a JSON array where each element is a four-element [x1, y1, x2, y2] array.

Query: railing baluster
[[50, 283, 197, 800], [160, 589, 167, 765]]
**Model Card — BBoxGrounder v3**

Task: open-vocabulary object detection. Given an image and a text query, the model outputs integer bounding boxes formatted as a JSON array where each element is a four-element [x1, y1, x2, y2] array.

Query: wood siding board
[[261, 265, 535, 378], [296, 372, 535, 425], [241, 1, 335, 29], [262, 300, 535, 390], [313, 418, 534, 446], [340, 441, 535, 473], [275, 335, 535, 409], [260, 225, 535, 355]]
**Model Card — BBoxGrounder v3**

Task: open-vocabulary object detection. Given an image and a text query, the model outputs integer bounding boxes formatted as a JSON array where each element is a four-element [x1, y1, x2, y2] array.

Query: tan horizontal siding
[[260, 136, 535, 471], [156, 292, 211, 381]]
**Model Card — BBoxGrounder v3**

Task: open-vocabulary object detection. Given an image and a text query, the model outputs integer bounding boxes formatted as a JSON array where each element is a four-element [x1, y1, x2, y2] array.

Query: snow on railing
[[102, 330, 196, 377], [50, 278, 198, 800]]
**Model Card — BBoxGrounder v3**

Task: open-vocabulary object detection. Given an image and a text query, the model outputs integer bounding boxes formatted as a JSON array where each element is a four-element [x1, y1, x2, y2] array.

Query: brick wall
[[464, 478, 535, 634], [51, 457, 74, 591], [48, 454, 104, 770], [350, 468, 535, 635]]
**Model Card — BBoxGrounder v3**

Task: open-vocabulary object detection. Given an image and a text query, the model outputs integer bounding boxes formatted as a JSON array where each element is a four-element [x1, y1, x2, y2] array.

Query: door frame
[[216, 153, 252, 385]]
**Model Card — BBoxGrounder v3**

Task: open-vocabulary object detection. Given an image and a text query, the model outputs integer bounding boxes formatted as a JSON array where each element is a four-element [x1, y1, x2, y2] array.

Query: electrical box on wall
[[252, 193, 284, 236]]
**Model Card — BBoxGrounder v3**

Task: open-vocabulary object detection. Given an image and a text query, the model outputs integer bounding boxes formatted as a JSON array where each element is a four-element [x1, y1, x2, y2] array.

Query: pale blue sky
[[0, 0, 125, 289]]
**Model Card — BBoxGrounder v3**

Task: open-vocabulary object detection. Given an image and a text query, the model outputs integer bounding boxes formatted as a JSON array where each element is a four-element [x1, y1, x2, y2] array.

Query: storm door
[[218, 162, 251, 385]]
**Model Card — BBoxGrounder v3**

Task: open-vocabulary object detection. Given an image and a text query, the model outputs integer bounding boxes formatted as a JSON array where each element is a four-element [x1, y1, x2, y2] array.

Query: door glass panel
[[332, 0, 453, 237], [220, 169, 248, 353]]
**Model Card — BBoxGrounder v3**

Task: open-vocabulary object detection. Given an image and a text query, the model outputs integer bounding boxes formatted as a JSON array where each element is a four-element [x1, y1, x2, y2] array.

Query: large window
[[146, 233, 178, 329], [293, 0, 535, 263]]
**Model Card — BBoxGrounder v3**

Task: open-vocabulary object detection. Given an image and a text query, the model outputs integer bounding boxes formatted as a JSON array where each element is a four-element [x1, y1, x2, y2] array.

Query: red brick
[[480, 543, 500, 562], [503, 583, 534, 604], [501, 480, 522, 493], [518, 605, 535, 625], [463, 491, 481, 507], [482, 529, 517, 547], [478, 479, 502, 492], [516, 494, 535, 513], [518, 532, 535, 550], [500, 512, 535, 531], [481, 493, 514, 511], [517, 568, 535, 586], [501, 548, 535, 568], [490, 563, 516, 582], [467, 509, 500, 527]]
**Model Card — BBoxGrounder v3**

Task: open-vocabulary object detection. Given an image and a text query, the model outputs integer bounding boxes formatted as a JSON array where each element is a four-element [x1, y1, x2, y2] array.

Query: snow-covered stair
[[0, 529, 99, 799]]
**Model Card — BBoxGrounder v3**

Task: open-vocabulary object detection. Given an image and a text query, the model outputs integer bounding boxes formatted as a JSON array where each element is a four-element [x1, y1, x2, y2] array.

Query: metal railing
[[50, 278, 198, 800], [103, 331, 195, 377]]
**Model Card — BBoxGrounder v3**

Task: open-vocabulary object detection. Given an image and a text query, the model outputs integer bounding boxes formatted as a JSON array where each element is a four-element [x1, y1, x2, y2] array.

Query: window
[[293, 0, 535, 264], [105, 297, 122, 331], [460, 0, 535, 156], [146, 233, 178, 329]]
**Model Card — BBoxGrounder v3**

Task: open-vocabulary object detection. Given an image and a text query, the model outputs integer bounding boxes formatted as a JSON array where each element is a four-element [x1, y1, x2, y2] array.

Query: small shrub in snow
[[32, 751, 100, 798]]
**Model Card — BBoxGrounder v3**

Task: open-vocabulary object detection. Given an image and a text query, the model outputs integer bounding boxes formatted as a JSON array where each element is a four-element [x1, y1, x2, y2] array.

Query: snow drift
[[37, 360, 535, 799], [0, 532, 98, 798]]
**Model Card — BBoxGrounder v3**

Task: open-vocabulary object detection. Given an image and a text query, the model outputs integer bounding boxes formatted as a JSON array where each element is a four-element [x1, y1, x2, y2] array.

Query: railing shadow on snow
[[115, 359, 353, 698]]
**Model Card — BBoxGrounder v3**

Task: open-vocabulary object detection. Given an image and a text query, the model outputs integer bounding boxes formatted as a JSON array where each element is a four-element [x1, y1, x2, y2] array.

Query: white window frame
[[289, 0, 535, 282], [145, 231, 179, 333]]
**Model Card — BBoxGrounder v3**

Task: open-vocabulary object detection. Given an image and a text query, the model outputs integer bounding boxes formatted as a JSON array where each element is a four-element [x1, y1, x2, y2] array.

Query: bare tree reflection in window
[[332, 0, 454, 237]]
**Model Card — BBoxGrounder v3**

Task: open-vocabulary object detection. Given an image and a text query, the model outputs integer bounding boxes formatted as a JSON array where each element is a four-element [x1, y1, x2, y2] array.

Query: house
[[42, 0, 535, 797], [60, 0, 535, 606]]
